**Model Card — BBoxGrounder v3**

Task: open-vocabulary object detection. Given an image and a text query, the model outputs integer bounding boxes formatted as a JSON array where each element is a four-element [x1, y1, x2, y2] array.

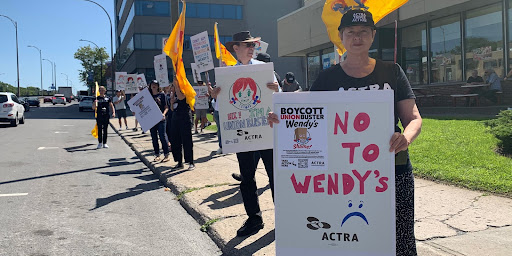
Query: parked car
[[0, 92, 26, 127], [52, 94, 66, 105], [79, 96, 95, 112], [44, 96, 52, 103], [19, 99, 30, 112], [25, 97, 40, 107]]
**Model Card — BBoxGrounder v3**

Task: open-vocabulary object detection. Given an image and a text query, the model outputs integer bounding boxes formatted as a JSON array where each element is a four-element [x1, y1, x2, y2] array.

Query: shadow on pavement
[[63, 144, 95, 153], [222, 229, 275, 256], [90, 179, 162, 210], [201, 184, 270, 210]]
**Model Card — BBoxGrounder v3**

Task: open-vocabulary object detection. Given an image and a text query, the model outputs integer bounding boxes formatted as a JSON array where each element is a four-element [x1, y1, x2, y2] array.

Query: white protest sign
[[273, 90, 396, 256], [115, 72, 128, 90], [193, 86, 209, 110], [190, 31, 214, 73], [106, 78, 113, 91], [215, 63, 275, 154], [127, 88, 163, 132], [136, 74, 147, 90], [162, 37, 168, 53], [190, 63, 200, 83], [252, 40, 269, 58], [154, 53, 170, 88], [125, 74, 138, 94]]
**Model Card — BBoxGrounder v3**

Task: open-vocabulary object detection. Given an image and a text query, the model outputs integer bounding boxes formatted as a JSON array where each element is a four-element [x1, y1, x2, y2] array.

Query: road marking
[[63, 125, 74, 127], [37, 147, 59, 150], [54, 131, 69, 134], [0, 193, 28, 197]]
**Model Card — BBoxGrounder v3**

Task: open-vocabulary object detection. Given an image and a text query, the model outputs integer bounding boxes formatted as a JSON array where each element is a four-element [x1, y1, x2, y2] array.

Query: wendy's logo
[[294, 128, 311, 145], [229, 77, 261, 110], [331, 0, 369, 14]]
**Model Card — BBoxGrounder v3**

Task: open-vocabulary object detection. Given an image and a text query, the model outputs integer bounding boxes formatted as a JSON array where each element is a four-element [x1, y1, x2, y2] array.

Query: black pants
[[236, 149, 274, 218], [171, 112, 193, 164], [166, 111, 173, 147], [96, 116, 109, 144]]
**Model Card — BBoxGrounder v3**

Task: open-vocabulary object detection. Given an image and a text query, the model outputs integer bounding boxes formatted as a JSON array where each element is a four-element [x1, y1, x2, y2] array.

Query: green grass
[[410, 117, 512, 197], [192, 113, 217, 131]]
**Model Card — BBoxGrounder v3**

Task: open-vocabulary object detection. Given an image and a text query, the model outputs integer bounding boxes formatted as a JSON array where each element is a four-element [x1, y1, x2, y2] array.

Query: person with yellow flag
[[268, 6, 422, 255], [92, 86, 116, 149]]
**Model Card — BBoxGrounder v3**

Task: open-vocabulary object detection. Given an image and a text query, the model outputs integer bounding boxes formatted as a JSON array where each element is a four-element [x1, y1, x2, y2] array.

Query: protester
[[149, 80, 170, 162], [212, 31, 279, 237], [113, 90, 128, 130], [132, 86, 144, 133], [256, 53, 282, 88], [208, 85, 222, 155], [269, 10, 422, 255], [170, 77, 195, 171], [194, 81, 209, 134], [164, 85, 174, 149], [92, 86, 115, 149], [281, 72, 301, 92]]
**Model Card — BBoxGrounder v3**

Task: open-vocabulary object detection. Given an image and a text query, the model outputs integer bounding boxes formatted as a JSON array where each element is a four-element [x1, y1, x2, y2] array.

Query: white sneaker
[[97, 143, 103, 149], [216, 148, 222, 154], [103, 144, 109, 148], [126, 127, 130, 130], [187, 163, 196, 171]]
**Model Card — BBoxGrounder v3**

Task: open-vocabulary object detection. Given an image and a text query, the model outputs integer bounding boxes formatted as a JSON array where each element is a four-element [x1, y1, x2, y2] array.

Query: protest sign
[[154, 53, 170, 87], [252, 40, 269, 58], [127, 88, 163, 132], [215, 63, 275, 154], [125, 74, 138, 94], [115, 72, 127, 90], [190, 31, 214, 73], [136, 74, 147, 90], [193, 86, 209, 110], [273, 90, 396, 256], [191, 63, 200, 83]]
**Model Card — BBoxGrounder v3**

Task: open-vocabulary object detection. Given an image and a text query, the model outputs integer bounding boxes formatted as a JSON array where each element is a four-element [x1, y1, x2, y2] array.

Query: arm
[[389, 99, 422, 152], [110, 102, 116, 118], [174, 79, 186, 100]]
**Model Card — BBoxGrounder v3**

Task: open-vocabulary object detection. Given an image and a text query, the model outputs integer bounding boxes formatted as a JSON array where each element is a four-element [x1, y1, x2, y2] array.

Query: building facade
[[114, 0, 305, 86], [278, 0, 512, 93]]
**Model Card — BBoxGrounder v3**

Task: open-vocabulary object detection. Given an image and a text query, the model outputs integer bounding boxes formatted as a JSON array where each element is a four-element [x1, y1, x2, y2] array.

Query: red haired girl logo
[[229, 77, 261, 110]]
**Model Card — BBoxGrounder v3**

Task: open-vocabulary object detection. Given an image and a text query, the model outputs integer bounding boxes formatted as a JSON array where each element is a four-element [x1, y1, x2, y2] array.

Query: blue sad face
[[341, 200, 368, 228]]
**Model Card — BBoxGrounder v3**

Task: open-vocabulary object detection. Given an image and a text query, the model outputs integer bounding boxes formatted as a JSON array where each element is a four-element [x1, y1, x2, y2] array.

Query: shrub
[[484, 110, 512, 155]]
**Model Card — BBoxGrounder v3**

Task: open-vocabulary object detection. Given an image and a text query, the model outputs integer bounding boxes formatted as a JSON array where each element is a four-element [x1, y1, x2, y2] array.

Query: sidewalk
[[111, 116, 512, 256]]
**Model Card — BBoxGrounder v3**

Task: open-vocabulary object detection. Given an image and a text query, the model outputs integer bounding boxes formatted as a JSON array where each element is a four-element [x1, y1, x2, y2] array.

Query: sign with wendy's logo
[[215, 63, 275, 154], [273, 91, 396, 256]]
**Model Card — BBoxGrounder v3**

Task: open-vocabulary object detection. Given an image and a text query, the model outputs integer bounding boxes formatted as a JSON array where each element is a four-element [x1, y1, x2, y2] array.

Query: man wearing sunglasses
[[212, 31, 279, 237]]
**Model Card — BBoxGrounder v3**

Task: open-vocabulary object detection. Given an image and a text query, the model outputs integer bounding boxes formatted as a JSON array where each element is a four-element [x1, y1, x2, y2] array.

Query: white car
[[52, 94, 66, 105], [79, 96, 95, 112], [0, 92, 26, 127]]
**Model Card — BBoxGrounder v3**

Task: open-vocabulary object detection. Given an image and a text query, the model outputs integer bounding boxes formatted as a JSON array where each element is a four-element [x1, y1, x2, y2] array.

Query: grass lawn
[[409, 117, 512, 197], [192, 113, 217, 131]]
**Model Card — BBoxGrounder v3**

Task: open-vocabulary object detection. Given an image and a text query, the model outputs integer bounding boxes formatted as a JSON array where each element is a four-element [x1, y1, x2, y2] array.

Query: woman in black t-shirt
[[169, 77, 194, 171], [149, 80, 170, 162], [92, 86, 115, 149], [269, 10, 422, 255]]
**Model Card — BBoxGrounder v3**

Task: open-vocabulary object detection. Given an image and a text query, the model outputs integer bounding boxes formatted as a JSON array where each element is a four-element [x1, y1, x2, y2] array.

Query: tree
[[74, 46, 109, 93]]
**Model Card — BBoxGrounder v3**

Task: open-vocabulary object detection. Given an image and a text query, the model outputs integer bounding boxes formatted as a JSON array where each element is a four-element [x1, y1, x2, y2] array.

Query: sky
[[0, 0, 116, 94]]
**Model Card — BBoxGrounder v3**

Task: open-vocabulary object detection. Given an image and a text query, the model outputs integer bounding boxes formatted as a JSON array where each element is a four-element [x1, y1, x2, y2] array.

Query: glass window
[[135, 1, 170, 16], [321, 50, 335, 70], [184, 35, 192, 50], [120, 3, 135, 44], [145, 68, 156, 81], [307, 52, 321, 89], [118, 0, 127, 22], [196, 4, 209, 18], [185, 3, 197, 18], [210, 4, 223, 19], [430, 15, 462, 83], [224, 5, 236, 19], [236, 6, 243, 20], [156, 34, 168, 50], [140, 34, 156, 49], [117, 37, 134, 70], [401, 23, 427, 85]]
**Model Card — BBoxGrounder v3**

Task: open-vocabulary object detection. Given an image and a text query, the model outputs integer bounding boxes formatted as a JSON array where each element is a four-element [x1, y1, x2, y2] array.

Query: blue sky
[[0, 0, 115, 94]]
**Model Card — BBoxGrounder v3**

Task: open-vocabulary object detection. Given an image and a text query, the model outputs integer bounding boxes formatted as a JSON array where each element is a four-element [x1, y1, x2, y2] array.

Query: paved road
[[0, 102, 221, 256]]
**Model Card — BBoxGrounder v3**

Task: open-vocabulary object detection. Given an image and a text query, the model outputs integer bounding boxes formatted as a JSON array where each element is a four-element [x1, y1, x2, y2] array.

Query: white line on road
[[63, 125, 74, 127], [54, 131, 69, 134], [0, 193, 28, 197], [37, 147, 59, 150]]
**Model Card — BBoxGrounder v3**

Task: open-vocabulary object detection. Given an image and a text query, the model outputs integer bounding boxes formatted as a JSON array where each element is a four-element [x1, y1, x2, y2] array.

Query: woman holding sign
[[149, 80, 170, 163], [269, 10, 422, 255]]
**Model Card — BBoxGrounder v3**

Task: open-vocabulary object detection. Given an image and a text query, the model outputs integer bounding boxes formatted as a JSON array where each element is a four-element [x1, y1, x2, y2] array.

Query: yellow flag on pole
[[322, 0, 408, 55], [92, 81, 100, 138], [214, 23, 237, 66], [163, 0, 196, 110]]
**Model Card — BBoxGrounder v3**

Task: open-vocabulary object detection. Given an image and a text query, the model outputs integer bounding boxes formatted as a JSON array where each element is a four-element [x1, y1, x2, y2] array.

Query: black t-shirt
[[173, 97, 190, 116], [152, 92, 167, 113], [467, 76, 484, 83], [310, 60, 415, 175], [96, 96, 112, 118]]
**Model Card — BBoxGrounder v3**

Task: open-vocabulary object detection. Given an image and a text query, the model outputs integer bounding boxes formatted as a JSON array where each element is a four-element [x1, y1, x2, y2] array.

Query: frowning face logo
[[306, 217, 331, 230], [341, 200, 368, 228]]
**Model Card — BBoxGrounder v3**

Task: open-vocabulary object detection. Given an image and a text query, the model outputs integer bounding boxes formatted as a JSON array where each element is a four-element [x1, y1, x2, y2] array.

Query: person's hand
[[389, 132, 409, 153], [162, 113, 165, 121], [212, 87, 221, 98], [112, 112, 116, 118], [267, 82, 279, 92], [268, 112, 280, 128]]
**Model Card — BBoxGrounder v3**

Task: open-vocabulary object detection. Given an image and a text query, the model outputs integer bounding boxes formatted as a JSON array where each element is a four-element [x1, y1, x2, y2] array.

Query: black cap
[[256, 52, 271, 63], [338, 9, 375, 30], [286, 72, 295, 83]]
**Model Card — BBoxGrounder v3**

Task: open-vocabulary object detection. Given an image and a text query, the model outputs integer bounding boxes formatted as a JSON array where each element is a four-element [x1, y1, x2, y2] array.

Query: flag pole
[[394, 20, 398, 64]]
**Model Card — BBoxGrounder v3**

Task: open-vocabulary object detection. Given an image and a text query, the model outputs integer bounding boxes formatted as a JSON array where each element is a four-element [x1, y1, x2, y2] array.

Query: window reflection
[[430, 15, 462, 83], [402, 23, 427, 85], [307, 54, 320, 89]]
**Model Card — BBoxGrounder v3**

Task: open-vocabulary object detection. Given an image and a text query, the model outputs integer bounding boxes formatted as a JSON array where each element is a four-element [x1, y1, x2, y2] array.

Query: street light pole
[[61, 73, 69, 87], [42, 58, 54, 93], [83, 0, 114, 95], [79, 39, 102, 88], [1, 15, 21, 97], [27, 45, 43, 96]]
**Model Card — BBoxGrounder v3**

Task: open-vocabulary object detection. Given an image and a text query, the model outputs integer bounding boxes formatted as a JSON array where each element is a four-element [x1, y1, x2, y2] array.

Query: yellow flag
[[214, 23, 237, 66], [92, 81, 100, 137], [322, 0, 408, 55], [91, 124, 98, 138], [163, 0, 196, 110]]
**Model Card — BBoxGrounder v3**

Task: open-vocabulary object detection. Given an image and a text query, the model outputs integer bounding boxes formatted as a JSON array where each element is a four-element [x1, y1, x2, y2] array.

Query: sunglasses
[[241, 42, 256, 48]]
